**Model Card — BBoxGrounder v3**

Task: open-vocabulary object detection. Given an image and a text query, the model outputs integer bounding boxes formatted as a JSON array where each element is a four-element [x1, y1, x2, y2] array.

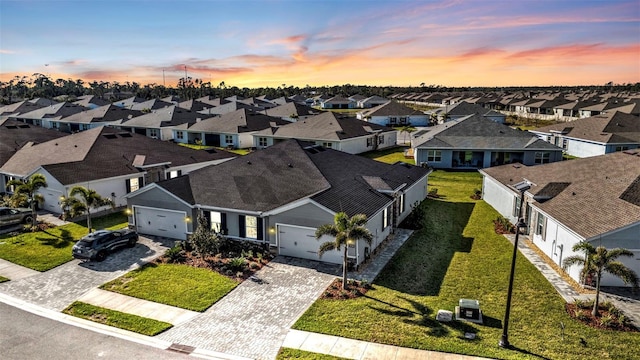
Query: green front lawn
[[0, 275, 8, 283], [0, 212, 128, 272], [63, 301, 172, 336], [100, 263, 238, 312], [360, 147, 415, 165], [293, 171, 640, 360]]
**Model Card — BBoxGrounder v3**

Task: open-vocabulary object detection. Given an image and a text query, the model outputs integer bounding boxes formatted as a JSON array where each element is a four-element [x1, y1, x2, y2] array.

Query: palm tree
[[65, 186, 114, 233], [316, 212, 373, 289], [6, 173, 48, 228], [399, 125, 416, 145], [563, 242, 639, 317]]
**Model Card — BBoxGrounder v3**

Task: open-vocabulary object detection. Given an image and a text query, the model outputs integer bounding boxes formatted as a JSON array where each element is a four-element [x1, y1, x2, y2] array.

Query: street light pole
[[499, 181, 530, 349]]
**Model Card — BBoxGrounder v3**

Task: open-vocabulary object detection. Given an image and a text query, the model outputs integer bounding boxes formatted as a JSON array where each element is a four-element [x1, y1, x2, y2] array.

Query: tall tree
[[64, 186, 114, 233], [316, 212, 373, 289], [6, 173, 47, 228], [564, 242, 639, 317]]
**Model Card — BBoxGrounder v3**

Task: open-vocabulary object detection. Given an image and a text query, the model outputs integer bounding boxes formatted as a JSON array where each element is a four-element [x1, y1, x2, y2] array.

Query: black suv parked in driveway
[[72, 229, 138, 262]]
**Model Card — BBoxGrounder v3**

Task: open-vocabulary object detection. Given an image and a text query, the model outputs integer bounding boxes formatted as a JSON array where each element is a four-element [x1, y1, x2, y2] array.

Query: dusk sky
[[1, 0, 639, 88]]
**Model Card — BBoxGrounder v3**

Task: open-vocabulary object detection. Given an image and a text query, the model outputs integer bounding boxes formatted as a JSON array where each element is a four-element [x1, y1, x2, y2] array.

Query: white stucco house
[[480, 150, 640, 287], [253, 111, 397, 154], [528, 111, 640, 158], [0, 127, 234, 214]]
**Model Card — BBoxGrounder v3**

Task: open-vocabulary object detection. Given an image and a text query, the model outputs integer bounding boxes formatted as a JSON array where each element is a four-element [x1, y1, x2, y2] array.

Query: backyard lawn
[[100, 263, 238, 312], [360, 146, 414, 165], [292, 171, 640, 360], [0, 212, 128, 272]]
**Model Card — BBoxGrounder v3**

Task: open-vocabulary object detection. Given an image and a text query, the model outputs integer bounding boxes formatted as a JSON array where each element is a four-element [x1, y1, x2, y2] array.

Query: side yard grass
[[0, 275, 8, 283], [100, 263, 238, 312], [63, 301, 172, 336], [360, 146, 414, 165], [0, 212, 128, 271], [293, 170, 640, 360]]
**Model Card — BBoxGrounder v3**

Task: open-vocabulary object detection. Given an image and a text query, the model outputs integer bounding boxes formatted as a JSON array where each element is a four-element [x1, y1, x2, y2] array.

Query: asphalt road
[[0, 302, 190, 360]]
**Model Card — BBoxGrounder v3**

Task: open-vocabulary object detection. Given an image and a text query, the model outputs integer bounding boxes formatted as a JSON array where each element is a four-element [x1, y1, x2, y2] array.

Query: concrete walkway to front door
[[157, 256, 339, 360]]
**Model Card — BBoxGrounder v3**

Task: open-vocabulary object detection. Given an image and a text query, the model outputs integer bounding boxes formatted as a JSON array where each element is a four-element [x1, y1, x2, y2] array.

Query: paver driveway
[[157, 256, 339, 360], [0, 235, 173, 311]]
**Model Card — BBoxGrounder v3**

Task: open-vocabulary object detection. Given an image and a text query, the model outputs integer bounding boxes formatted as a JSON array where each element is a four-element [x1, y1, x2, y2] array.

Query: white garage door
[[40, 188, 63, 213], [134, 206, 187, 240], [278, 224, 342, 264]]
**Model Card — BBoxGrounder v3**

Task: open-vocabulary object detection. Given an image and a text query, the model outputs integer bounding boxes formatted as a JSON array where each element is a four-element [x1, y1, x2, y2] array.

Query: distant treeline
[[1, 73, 639, 104]]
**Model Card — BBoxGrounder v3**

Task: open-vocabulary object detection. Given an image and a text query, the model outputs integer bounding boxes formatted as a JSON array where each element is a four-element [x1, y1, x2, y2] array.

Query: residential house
[[174, 108, 288, 148], [529, 111, 640, 157], [72, 95, 110, 109], [320, 96, 355, 109], [253, 112, 397, 154], [0, 127, 234, 214], [357, 101, 428, 126], [0, 99, 50, 118], [48, 105, 142, 133], [0, 119, 67, 191], [117, 105, 204, 140], [480, 150, 640, 287], [261, 102, 321, 122], [125, 139, 431, 267], [357, 95, 388, 108], [411, 114, 563, 169], [8, 102, 87, 129], [430, 101, 506, 124]]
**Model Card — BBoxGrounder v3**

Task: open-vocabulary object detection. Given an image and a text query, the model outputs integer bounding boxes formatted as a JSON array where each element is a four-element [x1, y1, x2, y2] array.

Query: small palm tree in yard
[[316, 212, 373, 290], [62, 186, 114, 233], [399, 125, 416, 145], [563, 242, 639, 317], [6, 173, 48, 229]]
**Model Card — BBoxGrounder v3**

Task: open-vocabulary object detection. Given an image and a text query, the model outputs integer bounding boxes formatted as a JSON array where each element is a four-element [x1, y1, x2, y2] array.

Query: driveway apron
[[0, 236, 173, 311], [157, 256, 339, 360]]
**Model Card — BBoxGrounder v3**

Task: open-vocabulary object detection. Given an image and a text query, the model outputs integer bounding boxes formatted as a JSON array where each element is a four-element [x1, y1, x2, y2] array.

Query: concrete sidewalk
[[0, 258, 40, 281], [283, 329, 491, 360], [504, 234, 640, 327], [77, 288, 200, 325]]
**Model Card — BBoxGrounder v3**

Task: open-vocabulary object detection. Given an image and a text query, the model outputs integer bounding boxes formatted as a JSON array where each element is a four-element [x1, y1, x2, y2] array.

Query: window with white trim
[[210, 211, 222, 233], [245, 216, 258, 239], [382, 206, 389, 230], [176, 131, 184, 139], [322, 142, 333, 148], [225, 135, 233, 144], [378, 134, 384, 144], [258, 137, 268, 147], [615, 145, 630, 152], [536, 212, 546, 240], [149, 129, 158, 138], [427, 150, 442, 162], [128, 177, 140, 192]]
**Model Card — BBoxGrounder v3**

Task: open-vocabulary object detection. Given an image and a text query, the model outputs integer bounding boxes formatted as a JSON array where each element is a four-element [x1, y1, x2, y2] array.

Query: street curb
[[0, 291, 249, 360]]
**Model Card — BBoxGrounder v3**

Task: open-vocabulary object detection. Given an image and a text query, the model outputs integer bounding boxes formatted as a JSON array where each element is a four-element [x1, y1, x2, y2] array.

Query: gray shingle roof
[[256, 112, 393, 140], [187, 109, 289, 134], [1, 126, 234, 183], [359, 101, 424, 117], [182, 140, 331, 212], [0, 119, 67, 167], [532, 111, 640, 144], [481, 150, 640, 239], [119, 105, 204, 129], [58, 105, 142, 124], [413, 114, 562, 151], [158, 139, 430, 217]]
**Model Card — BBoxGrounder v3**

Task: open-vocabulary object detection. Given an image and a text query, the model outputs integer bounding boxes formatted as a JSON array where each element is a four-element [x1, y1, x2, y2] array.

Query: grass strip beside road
[[0, 212, 128, 271], [276, 348, 348, 359], [63, 301, 172, 336], [100, 263, 238, 312], [0, 275, 8, 283], [293, 170, 640, 360]]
